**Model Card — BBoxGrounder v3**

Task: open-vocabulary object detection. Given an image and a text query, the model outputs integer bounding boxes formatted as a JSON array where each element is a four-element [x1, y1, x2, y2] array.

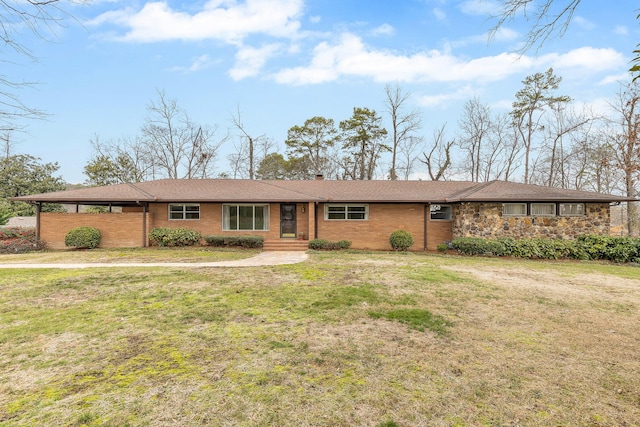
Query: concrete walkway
[[0, 251, 308, 269]]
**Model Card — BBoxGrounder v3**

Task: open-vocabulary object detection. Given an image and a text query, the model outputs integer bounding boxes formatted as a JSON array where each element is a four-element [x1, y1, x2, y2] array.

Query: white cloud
[[614, 25, 628, 36], [309, 15, 321, 24], [169, 54, 218, 73], [491, 27, 518, 42], [272, 33, 626, 87], [416, 85, 477, 107], [573, 16, 596, 31], [599, 73, 631, 86], [370, 23, 395, 37], [229, 43, 282, 80], [539, 47, 625, 73], [90, 0, 303, 44], [459, 0, 501, 16], [433, 8, 446, 22], [273, 33, 529, 85]]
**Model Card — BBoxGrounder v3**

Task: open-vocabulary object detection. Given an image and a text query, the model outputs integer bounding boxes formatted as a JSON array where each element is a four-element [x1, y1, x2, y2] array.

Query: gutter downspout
[[424, 203, 429, 251], [314, 202, 319, 240], [139, 202, 148, 247]]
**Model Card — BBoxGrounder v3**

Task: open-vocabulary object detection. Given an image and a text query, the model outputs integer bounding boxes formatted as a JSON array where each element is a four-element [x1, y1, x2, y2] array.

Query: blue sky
[[6, 0, 638, 184]]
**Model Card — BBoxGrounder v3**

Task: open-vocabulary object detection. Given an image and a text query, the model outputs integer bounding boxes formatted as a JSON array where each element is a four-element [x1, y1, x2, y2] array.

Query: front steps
[[263, 240, 309, 251]]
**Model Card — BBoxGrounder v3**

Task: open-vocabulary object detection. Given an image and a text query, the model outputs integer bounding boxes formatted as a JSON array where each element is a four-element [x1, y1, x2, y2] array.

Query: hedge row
[[308, 239, 351, 250], [148, 227, 202, 247], [450, 235, 640, 263], [203, 235, 264, 248]]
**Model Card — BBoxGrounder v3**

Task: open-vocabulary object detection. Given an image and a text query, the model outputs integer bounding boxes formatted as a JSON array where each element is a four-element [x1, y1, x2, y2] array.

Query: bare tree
[[1, 0, 82, 130], [608, 80, 640, 235], [421, 124, 454, 181], [532, 103, 591, 187], [566, 126, 621, 194], [396, 135, 422, 180], [490, 0, 581, 53], [142, 90, 226, 179], [383, 84, 422, 180], [228, 107, 274, 179], [458, 98, 492, 182], [1, 129, 16, 158], [84, 135, 153, 185]]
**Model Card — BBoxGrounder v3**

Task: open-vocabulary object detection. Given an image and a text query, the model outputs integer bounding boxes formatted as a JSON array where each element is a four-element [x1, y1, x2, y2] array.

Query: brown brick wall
[[148, 203, 311, 241], [316, 203, 432, 251], [427, 218, 453, 250], [40, 212, 151, 249]]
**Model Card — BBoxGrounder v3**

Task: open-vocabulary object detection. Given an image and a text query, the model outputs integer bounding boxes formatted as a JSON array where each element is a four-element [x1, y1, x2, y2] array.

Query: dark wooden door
[[280, 204, 296, 238]]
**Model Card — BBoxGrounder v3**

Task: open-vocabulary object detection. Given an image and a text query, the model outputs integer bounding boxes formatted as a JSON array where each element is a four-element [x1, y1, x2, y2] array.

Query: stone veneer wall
[[452, 202, 611, 240]]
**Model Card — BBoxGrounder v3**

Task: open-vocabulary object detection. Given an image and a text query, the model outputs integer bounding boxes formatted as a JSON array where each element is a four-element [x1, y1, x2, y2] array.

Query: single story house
[[11, 177, 632, 251]]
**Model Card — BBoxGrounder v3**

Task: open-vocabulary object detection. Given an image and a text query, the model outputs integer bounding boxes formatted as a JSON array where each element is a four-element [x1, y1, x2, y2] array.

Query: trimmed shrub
[[308, 239, 329, 250], [389, 230, 414, 251], [65, 226, 101, 249], [436, 243, 449, 253], [451, 237, 505, 256], [308, 239, 351, 250], [148, 227, 201, 247], [337, 240, 352, 250], [203, 235, 264, 248]]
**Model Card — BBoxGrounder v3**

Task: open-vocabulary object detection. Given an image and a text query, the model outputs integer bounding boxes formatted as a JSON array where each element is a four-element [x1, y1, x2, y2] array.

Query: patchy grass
[[368, 308, 452, 335], [0, 252, 639, 426], [0, 246, 259, 264]]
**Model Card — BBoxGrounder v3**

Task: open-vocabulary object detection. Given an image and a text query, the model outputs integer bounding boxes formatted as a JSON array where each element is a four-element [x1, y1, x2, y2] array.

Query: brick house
[[11, 178, 630, 251]]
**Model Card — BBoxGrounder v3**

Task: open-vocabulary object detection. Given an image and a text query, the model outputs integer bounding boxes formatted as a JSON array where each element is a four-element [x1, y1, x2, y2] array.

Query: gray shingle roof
[[11, 178, 632, 204]]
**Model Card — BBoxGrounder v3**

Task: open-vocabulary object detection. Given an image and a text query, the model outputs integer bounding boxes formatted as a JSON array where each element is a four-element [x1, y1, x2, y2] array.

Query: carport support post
[[142, 203, 148, 247], [35, 203, 41, 241]]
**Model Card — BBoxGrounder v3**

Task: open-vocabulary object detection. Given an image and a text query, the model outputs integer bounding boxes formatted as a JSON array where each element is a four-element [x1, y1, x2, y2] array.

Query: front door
[[280, 204, 297, 238]]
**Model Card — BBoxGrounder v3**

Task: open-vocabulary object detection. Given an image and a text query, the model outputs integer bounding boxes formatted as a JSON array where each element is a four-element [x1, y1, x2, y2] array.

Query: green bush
[[65, 226, 101, 249], [203, 235, 264, 248], [451, 237, 506, 256], [148, 227, 201, 247], [308, 238, 351, 250], [436, 243, 449, 253], [450, 234, 640, 263], [389, 230, 414, 251], [308, 239, 328, 250], [337, 240, 352, 250]]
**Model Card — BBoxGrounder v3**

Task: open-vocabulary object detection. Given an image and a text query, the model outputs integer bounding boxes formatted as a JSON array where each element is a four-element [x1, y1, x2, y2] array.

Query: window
[[559, 203, 585, 216], [169, 204, 200, 220], [502, 203, 526, 216], [325, 204, 369, 220], [223, 204, 269, 231], [531, 203, 556, 216], [430, 204, 452, 220]]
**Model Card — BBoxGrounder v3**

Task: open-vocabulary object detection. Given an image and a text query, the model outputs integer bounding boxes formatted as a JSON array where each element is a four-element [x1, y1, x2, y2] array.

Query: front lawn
[[0, 252, 638, 426], [0, 246, 259, 264]]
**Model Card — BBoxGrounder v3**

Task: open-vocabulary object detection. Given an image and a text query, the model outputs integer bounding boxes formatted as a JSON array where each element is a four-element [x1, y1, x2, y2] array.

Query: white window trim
[[530, 202, 556, 217], [430, 204, 452, 221], [502, 203, 527, 216], [559, 203, 585, 217], [168, 203, 200, 220], [324, 204, 369, 221], [222, 204, 270, 231]]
